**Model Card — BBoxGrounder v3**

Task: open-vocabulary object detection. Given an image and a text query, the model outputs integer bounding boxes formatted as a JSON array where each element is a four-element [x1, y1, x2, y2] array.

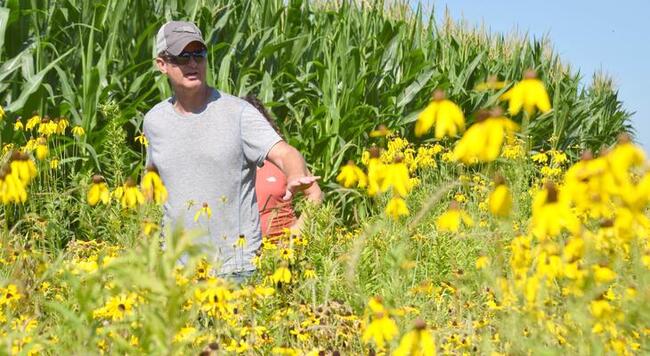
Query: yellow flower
[[87, 175, 111, 206], [367, 148, 385, 196], [643, 254, 650, 269], [142, 220, 158, 236], [9, 151, 37, 185], [14, 119, 23, 131], [337, 160, 367, 188], [452, 109, 518, 164], [474, 76, 506, 91], [414, 146, 438, 169], [380, 156, 412, 197], [35, 137, 48, 160], [531, 151, 548, 164], [394, 319, 436, 356], [0, 168, 28, 204], [524, 275, 540, 305], [70, 255, 99, 275], [500, 69, 551, 115], [224, 339, 250, 353], [193, 202, 212, 222], [272, 347, 301, 356], [501, 139, 526, 159], [540, 165, 562, 177], [195, 280, 234, 317], [385, 196, 409, 220], [56, 118, 69, 134], [38, 117, 58, 136], [71, 126, 85, 137], [488, 176, 512, 217], [475, 256, 490, 270], [550, 150, 568, 165], [280, 248, 295, 261], [592, 265, 617, 284], [134, 134, 148, 147], [607, 134, 645, 187], [49, 159, 59, 170], [120, 178, 145, 209], [362, 312, 399, 349], [11, 315, 38, 333], [271, 266, 292, 285], [590, 299, 614, 319], [368, 296, 387, 314], [436, 202, 474, 232], [0, 284, 22, 307], [140, 166, 168, 205], [192, 259, 211, 280], [415, 90, 465, 138], [531, 182, 580, 240], [562, 237, 584, 262], [24, 138, 38, 151], [369, 124, 391, 138], [387, 136, 409, 154], [235, 234, 246, 248], [253, 285, 275, 297], [92, 293, 139, 321], [2, 144, 14, 155], [0, 104, 4, 119], [25, 114, 41, 131], [304, 269, 317, 279], [112, 186, 124, 201]]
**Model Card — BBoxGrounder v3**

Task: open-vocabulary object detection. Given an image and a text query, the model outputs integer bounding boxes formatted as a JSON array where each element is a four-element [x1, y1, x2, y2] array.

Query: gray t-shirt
[[143, 89, 282, 273]]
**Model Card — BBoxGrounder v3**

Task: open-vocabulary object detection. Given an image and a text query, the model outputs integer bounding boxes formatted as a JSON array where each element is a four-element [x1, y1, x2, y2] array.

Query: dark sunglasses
[[164, 49, 207, 65]]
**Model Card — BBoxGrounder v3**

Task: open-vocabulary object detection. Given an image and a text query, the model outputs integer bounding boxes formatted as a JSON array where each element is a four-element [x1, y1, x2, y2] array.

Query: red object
[[256, 160, 296, 238]]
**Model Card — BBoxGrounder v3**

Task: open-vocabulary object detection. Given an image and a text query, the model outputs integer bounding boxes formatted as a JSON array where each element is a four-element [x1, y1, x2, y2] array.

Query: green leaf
[[396, 68, 437, 109], [6, 48, 74, 112], [0, 44, 34, 83], [0, 7, 9, 57]]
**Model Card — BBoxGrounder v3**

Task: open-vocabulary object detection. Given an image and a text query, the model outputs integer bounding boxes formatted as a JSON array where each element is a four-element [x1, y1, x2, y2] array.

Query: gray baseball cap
[[155, 21, 206, 56]]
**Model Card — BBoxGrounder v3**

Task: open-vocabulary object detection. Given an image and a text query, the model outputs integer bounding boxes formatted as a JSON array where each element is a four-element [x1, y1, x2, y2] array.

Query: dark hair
[[242, 95, 282, 138]]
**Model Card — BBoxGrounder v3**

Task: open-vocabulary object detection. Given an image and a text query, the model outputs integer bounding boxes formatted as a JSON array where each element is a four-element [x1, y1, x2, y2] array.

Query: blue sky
[[419, 0, 649, 150]]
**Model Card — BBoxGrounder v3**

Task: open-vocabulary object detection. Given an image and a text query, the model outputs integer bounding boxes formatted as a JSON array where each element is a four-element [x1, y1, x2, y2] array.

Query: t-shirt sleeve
[[240, 103, 283, 167]]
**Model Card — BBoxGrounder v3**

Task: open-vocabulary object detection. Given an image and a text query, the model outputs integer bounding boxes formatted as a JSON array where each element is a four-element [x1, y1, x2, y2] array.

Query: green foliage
[[0, 0, 632, 183]]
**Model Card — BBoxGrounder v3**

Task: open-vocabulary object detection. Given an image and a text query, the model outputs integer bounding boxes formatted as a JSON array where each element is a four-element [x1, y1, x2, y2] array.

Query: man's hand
[[283, 176, 321, 201], [266, 141, 323, 202]]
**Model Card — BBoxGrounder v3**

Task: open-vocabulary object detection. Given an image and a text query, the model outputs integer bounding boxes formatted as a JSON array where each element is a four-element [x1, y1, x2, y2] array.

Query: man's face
[[156, 41, 207, 91]]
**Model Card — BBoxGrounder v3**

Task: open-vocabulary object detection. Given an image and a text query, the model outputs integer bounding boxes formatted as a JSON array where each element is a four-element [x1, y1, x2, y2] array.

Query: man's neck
[[173, 85, 210, 114]]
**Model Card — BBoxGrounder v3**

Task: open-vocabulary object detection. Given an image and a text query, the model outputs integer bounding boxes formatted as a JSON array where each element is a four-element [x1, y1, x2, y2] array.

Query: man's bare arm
[[266, 141, 322, 202]]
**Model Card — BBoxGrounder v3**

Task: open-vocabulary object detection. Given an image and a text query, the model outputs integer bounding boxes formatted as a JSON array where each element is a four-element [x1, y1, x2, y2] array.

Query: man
[[144, 21, 320, 282]]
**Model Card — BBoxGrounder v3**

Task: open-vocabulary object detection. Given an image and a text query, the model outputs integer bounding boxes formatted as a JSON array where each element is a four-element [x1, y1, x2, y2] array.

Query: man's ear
[[155, 57, 168, 74]]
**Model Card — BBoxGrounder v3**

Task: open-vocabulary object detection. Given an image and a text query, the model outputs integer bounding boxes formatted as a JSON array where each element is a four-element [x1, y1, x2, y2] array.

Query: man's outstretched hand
[[283, 176, 321, 201]]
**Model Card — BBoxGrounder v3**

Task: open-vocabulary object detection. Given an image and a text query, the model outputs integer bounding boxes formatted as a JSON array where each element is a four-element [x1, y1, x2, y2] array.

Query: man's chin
[[175, 79, 205, 91]]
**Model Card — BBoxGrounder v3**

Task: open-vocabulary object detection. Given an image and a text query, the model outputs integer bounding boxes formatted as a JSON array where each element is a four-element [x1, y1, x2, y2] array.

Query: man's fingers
[[284, 176, 321, 201], [297, 176, 321, 185], [289, 176, 320, 188], [282, 190, 293, 201]]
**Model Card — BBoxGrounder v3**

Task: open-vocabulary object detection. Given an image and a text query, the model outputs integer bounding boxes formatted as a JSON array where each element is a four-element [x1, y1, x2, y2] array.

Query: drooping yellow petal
[[500, 71, 552, 115], [87, 184, 101, 206], [415, 101, 438, 137], [488, 184, 512, 217], [336, 161, 367, 188], [385, 197, 409, 220]]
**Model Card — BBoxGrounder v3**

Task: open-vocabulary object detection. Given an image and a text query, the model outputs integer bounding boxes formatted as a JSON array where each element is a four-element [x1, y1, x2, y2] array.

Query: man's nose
[[187, 57, 200, 67]]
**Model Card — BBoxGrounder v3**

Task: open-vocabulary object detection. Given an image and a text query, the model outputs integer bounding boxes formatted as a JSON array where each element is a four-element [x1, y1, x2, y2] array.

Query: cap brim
[[166, 35, 206, 56]]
